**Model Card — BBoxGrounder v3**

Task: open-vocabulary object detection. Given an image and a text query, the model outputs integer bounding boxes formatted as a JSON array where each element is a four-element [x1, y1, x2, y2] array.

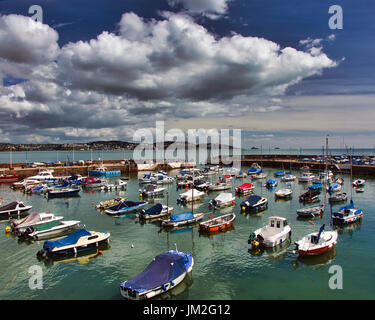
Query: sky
[[0, 0, 374, 149]]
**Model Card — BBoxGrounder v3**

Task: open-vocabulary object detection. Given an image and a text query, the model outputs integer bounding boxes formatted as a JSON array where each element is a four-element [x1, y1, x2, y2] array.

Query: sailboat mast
[[350, 147, 353, 201]]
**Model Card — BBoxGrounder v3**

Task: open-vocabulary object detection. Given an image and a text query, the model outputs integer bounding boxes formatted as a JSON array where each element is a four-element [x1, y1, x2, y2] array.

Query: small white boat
[[224, 167, 240, 176], [280, 175, 296, 182], [12, 179, 41, 189], [24, 220, 81, 240], [296, 205, 324, 218], [28, 169, 56, 182], [208, 193, 235, 208], [353, 179, 365, 187], [275, 188, 293, 199], [161, 212, 204, 228], [298, 172, 315, 182], [252, 172, 267, 179], [248, 216, 291, 248], [0, 201, 32, 219], [208, 181, 231, 191], [139, 184, 166, 197], [177, 189, 205, 204], [294, 224, 338, 256], [138, 203, 173, 220], [101, 179, 127, 191]]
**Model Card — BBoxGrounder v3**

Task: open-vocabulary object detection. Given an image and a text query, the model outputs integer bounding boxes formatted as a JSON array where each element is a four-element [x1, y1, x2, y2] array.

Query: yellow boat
[[95, 197, 127, 210]]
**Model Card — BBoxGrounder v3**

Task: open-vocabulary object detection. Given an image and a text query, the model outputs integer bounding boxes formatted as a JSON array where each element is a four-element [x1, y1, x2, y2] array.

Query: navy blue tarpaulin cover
[[111, 201, 144, 211], [43, 229, 91, 251], [145, 203, 163, 216], [123, 251, 188, 292], [170, 212, 194, 222], [339, 199, 354, 211], [243, 195, 262, 206]]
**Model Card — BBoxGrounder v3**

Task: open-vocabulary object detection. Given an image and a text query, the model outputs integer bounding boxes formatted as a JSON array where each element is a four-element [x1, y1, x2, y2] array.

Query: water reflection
[[293, 247, 337, 270], [248, 238, 291, 260]]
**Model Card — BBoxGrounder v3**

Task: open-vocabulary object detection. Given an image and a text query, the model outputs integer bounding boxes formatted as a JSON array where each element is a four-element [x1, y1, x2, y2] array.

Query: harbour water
[[0, 166, 374, 300]]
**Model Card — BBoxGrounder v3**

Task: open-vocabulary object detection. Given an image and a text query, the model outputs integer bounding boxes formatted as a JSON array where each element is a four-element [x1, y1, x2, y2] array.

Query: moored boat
[[0, 171, 18, 183], [208, 193, 235, 209], [10, 212, 64, 234], [280, 174, 296, 182], [22, 220, 81, 240], [37, 229, 110, 259], [299, 189, 320, 203], [308, 183, 322, 191], [96, 197, 127, 210], [46, 186, 80, 198], [331, 200, 364, 225], [161, 212, 204, 228], [240, 195, 268, 213], [296, 205, 324, 218], [139, 184, 166, 197], [235, 183, 254, 195], [198, 213, 236, 234], [105, 201, 148, 216], [298, 172, 315, 183], [329, 192, 347, 203], [138, 203, 173, 220], [177, 189, 205, 204], [119, 249, 194, 300], [0, 201, 32, 219], [293, 224, 338, 256], [88, 165, 120, 177], [275, 188, 293, 199], [264, 179, 278, 188], [248, 216, 291, 248], [353, 179, 365, 187]]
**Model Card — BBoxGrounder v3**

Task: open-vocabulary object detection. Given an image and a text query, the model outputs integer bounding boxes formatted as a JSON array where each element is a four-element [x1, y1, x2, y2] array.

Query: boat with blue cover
[[120, 249, 194, 300], [88, 165, 120, 177], [247, 163, 262, 175], [36, 229, 110, 259], [327, 183, 341, 193], [138, 203, 173, 220], [104, 200, 148, 216], [240, 195, 268, 213], [161, 211, 204, 228], [308, 184, 322, 191], [264, 179, 278, 188], [274, 170, 285, 177], [331, 200, 364, 225]]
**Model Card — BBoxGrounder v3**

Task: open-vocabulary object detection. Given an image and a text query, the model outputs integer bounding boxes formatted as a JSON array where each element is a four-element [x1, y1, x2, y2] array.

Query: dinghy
[[177, 189, 205, 204], [37, 229, 110, 259], [138, 203, 173, 220], [105, 201, 148, 216], [296, 205, 324, 218], [353, 179, 365, 187], [274, 170, 285, 177], [280, 174, 296, 182], [293, 224, 338, 256], [208, 179, 231, 191], [208, 193, 235, 209], [299, 190, 320, 203], [275, 188, 293, 199], [329, 192, 347, 203], [96, 197, 127, 210], [240, 195, 268, 213], [248, 216, 291, 248], [161, 212, 204, 228], [198, 213, 236, 234], [298, 172, 315, 183], [120, 249, 194, 300], [193, 179, 211, 192], [0, 201, 32, 219], [308, 184, 322, 191], [264, 179, 278, 188]]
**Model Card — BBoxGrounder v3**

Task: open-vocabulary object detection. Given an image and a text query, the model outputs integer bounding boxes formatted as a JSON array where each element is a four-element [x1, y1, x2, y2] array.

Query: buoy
[[92, 202, 95, 206], [139, 193, 142, 199], [252, 240, 260, 248], [5, 226, 11, 233], [98, 250, 103, 255], [232, 201, 235, 206], [131, 244, 134, 248]]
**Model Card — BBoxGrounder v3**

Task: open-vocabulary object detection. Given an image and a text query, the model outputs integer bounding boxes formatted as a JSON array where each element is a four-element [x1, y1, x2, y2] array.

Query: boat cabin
[[268, 216, 288, 229]]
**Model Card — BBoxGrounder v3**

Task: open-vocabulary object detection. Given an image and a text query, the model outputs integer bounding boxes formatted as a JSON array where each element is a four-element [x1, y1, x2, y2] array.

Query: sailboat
[[331, 148, 364, 225]]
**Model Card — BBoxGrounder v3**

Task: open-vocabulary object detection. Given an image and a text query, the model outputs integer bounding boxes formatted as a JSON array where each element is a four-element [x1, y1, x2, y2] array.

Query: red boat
[[0, 171, 19, 183], [235, 183, 254, 194]]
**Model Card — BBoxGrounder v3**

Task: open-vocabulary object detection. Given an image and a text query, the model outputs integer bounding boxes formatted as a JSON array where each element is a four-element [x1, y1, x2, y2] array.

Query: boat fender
[[171, 281, 175, 286], [73, 247, 77, 255], [162, 284, 168, 291], [96, 242, 98, 247], [5, 226, 11, 233]]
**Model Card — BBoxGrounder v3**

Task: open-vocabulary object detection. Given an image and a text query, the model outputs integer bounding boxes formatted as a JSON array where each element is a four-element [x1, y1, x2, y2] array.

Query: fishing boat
[[46, 186, 80, 198], [0, 201, 32, 219], [247, 163, 262, 175], [240, 195, 268, 213], [308, 184, 322, 191], [161, 212, 204, 228], [10, 212, 64, 234], [280, 174, 296, 182], [177, 189, 205, 204], [139, 184, 166, 197], [298, 172, 315, 183], [248, 216, 291, 248], [88, 165, 120, 177], [327, 182, 341, 193], [299, 190, 320, 203], [353, 179, 365, 187], [119, 249, 194, 300], [96, 197, 127, 210], [264, 179, 278, 188], [296, 205, 324, 218], [198, 213, 236, 234], [208, 193, 235, 209], [329, 192, 347, 203], [293, 224, 338, 256], [138, 203, 173, 220], [235, 183, 254, 195], [22, 220, 81, 240], [105, 201, 148, 216], [37, 229, 110, 259], [331, 200, 364, 225], [275, 188, 293, 199]]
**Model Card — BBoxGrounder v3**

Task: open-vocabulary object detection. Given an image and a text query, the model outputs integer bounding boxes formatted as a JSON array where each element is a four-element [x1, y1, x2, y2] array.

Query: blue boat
[[331, 200, 364, 225], [308, 183, 322, 191], [105, 201, 148, 216], [120, 249, 194, 300], [88, 165, 120, 177], [240, 195, 268, 213], [274, 171, 285, 177], [264, 179, 278, 188], [46, 187, 80, 198]]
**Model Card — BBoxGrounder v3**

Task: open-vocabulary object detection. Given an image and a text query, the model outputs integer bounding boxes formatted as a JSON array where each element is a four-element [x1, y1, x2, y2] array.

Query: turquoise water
[[0, 166, 374, 300], [1, 148, 374, 164]]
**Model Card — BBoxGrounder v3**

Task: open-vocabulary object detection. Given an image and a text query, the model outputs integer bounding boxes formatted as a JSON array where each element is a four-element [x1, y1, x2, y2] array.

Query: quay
[[1, 154, 375, 179]]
